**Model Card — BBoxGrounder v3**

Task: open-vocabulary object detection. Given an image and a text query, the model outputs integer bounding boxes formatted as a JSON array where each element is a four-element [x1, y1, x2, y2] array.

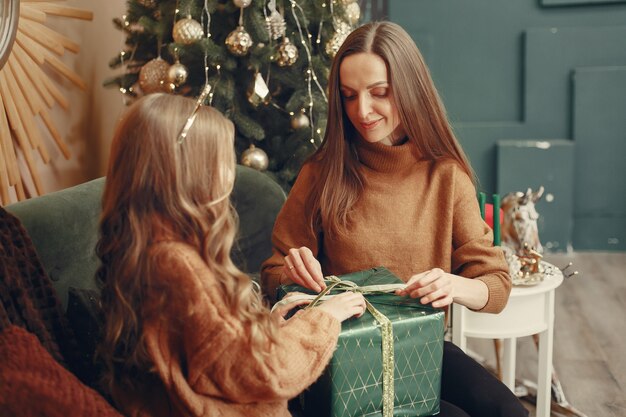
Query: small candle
[[492, 193, 501, 246], [479, 192, 486, 220]]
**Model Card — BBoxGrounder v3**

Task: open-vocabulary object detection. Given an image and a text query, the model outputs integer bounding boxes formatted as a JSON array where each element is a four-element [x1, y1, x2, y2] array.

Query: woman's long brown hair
[[96, 93, 276, 397], [307, 21, 475, 238]]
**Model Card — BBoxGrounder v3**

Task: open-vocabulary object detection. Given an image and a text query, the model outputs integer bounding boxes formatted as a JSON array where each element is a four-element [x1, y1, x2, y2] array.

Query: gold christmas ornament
[[172, 16, 204, 44], [248, 72, 270, 107], [340, 0, 358, 3], [233, 0, 253, 7], [277, 38, 298, 67], [241, 145, 269, 171], [345, 2, 361, 26], [290, 112, 310, 129], [167, 61, 189, 87], [139, 57, 171, 94], [226, 26, 254, 56], [325, 21, 352, 58]]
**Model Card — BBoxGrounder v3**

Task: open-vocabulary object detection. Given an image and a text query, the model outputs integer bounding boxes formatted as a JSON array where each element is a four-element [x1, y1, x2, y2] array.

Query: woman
[[261, 21, 528, 417], [96, 92, 366, 417]]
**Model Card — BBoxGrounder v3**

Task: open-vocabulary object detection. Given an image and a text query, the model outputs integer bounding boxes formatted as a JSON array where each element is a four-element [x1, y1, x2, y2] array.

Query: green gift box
[[277, 267, 445, 417]]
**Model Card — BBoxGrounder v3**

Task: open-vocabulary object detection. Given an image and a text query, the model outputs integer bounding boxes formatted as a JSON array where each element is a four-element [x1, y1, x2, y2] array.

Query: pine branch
[[232, 110, 265, 141]]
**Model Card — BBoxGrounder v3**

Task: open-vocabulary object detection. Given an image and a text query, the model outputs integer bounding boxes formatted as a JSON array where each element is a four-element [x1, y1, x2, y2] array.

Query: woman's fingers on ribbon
[[431, 293, 454, 308], [284, 247, 323, 292], [410, 270, 448, 300], [300, 247, 326, 290], [396, 268, 442, 296], [417, 281, 452, 306]]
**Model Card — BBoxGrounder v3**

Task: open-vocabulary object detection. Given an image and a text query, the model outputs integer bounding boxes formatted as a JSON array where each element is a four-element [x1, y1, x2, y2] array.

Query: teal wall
[[388, 0, 626, 251]]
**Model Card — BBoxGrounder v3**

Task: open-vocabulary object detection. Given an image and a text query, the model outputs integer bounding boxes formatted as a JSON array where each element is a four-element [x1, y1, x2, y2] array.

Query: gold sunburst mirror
[[0, 0, 92, 205], [0, 0, 19, 69]]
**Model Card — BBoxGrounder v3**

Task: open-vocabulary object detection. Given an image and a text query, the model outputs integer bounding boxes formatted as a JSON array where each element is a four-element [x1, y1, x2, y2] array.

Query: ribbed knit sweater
[[113, 236, 340, 417], [261, 137, 511, 313]]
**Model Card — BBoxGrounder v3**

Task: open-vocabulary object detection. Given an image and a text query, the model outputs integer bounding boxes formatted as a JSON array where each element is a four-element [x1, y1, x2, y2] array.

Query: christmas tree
[[106, 0, 362, 188]]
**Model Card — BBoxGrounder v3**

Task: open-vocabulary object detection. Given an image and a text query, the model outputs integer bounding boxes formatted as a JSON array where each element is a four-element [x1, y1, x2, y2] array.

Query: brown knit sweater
[[113, 238, 340, 417], [262, 137, 511, 313]]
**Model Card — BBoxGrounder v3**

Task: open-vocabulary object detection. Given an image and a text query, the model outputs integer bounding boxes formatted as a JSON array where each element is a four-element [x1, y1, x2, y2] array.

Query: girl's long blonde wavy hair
[[307, 21, 475, 238], [96, 93, 276, 396]]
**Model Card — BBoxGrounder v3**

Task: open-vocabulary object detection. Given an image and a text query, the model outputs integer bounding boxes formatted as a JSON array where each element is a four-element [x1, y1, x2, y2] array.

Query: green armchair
[[6, 165, 286, 310]]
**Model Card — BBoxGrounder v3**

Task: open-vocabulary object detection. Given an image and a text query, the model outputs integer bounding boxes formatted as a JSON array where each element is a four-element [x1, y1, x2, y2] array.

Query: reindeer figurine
[[501, 186, 544, 255]]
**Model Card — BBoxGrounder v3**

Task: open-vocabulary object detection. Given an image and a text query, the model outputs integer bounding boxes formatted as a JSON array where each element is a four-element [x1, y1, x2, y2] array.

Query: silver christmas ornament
[[233, 0, 253, 7], [172, 16, 204, 44], [139, 57, 170, 94], [290, 112, 310, 130], [167, 61, 189, 87], [277, 37, 298, 67], [240, 145, 269, 171], [226, 26, 253, 56], [265, 10, 286, 40]]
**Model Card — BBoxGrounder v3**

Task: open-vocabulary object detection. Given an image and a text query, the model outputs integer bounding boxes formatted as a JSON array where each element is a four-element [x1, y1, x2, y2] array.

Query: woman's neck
[[353, 135, 421, 173]]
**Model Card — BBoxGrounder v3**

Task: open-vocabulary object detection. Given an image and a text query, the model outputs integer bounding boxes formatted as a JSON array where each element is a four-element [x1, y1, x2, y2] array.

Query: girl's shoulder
[[147, 241, 214, 293]]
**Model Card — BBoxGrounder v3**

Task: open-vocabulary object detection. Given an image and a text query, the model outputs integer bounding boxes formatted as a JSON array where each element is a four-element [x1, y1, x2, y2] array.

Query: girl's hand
[[283, 246, 326, 292], [395, 268, 455, 308], [317, 292, 366, 322], [270, 294, 312, 322]]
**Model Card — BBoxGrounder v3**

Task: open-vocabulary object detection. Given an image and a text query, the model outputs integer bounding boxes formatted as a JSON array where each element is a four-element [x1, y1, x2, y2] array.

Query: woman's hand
[[395, 268, 455, 308], [317, 292, 367, 322], [395, 268, 489, 310], [283, 246, 326, 292]]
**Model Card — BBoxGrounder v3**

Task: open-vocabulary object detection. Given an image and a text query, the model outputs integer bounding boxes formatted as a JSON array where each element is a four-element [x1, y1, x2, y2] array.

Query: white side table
[[452, 268, 564, 417]]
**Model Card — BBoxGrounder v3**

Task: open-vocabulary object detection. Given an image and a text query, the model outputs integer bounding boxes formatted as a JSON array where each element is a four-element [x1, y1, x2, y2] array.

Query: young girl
[[96, 92, 366, 417], [261, 22, 528, 417]]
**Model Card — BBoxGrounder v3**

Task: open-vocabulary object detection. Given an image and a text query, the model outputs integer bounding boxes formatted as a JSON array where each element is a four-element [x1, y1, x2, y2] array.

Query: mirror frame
[[0, 0, 20, 70]]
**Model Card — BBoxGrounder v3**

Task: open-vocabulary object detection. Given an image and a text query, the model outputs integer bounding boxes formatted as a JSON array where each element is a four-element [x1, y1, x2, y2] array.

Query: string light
[[289, 0, 329, 146], [117, 15, 138, 103]]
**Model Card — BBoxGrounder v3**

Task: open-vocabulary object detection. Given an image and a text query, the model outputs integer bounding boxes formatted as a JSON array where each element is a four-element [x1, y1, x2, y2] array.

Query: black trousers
[[433, 341, 529, 417]]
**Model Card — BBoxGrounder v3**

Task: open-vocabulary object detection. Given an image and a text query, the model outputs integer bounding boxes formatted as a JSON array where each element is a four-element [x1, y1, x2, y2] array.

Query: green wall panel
[[573, 218, 626, 250], [542, 0, 626, 6], [387, 0, 626, 250], [525, 26, 626, 138], [497, 140, 575, 252], [572, 66, 626, 250], [455, 123, 526, 192], [390, 0, 626, 124]]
